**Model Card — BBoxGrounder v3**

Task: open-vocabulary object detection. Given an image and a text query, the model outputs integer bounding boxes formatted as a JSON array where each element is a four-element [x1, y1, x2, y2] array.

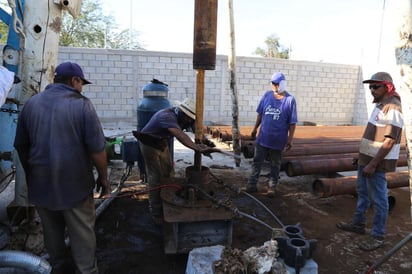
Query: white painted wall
[[3, 46, 368, 126]]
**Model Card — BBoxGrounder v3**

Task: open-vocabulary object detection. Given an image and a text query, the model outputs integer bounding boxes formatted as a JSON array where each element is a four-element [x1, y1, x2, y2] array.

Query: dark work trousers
[[248, 143, 282, 186], [36, 196, 98, 274], [139, 141, 174, 218]]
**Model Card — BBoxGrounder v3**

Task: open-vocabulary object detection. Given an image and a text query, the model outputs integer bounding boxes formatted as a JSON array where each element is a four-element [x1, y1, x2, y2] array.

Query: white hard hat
[[178, 97, 196, 120]]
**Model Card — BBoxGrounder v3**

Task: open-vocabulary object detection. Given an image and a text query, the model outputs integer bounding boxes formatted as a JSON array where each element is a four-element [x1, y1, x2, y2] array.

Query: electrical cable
[[0, 168, 15, 193]]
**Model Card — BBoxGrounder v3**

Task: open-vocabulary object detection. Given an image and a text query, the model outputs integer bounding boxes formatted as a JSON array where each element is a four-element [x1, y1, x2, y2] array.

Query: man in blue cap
[[14, 61, 109, 273], [246, 72, 298, 196]]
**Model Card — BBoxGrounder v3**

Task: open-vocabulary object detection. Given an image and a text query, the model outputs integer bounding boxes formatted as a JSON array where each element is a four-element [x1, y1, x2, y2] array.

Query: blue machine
[[136, 79, 172, 182], [0, 1, 24, 175], [0, 103, 18, 173]]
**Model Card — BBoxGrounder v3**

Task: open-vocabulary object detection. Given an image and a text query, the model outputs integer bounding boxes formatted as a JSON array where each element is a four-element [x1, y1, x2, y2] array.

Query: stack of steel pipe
[[205, 125, 407, 177], [313, 171, 409, 197]]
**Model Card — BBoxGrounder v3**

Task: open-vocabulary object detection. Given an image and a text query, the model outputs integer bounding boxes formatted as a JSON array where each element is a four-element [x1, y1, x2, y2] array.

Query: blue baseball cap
[[54, 62, 92, 85], [271, 72, 285, 84]]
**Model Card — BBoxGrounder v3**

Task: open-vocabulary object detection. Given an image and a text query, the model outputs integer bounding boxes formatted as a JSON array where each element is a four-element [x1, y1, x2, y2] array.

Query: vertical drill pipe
[[194, 69, 204, 171], [193, 0, 218, 70], [193, 0, 217, 171]]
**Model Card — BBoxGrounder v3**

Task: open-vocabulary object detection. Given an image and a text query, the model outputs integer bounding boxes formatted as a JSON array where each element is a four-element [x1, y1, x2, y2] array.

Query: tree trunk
[[19, 0, 64, 104], [14, 0, 68, 206], [394, 0, 412, 220], [227, 0, 241, 167]]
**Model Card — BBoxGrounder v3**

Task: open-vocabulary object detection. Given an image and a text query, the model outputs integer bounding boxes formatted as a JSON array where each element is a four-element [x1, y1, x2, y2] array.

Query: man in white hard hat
[[133, 97, 215, 225]]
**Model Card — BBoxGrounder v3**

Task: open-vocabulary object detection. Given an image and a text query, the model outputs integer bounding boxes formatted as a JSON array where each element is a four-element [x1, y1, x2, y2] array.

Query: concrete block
[[185, 245, 224, 274], [185, 245, 318, 274]]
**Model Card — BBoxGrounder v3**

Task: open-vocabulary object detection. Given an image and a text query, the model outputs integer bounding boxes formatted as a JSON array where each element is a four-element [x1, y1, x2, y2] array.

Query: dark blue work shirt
[[14, 83, 106, 210], [141, 107, 181, 138]]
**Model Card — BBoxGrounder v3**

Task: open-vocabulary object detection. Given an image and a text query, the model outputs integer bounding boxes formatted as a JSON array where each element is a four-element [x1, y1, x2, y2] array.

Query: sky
[[102, 0, 394, 67]]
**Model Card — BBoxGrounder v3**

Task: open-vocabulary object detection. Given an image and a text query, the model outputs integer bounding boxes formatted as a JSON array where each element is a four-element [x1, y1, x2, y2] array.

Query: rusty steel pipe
[[220, 131, 254, 142], [312, 171, 409, 197], [207, 125, 406, 142], [285, 153, 407, 177], [208, 125, 366, 136], [207, 125, 367, 139], [283, 153, 358, 162], [283, 152, 407, 164], [240, 141, 384, 159], [241, 141, 405, 158], [283, 143, 361, 157], [285, 158, 357, 177], [281, 153, 358, 171], [288, 138, 361, 144]]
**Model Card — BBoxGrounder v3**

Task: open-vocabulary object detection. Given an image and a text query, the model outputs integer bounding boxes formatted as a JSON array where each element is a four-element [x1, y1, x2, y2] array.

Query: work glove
[[202, 137, 216, 147], [198, 144, 215, 159]]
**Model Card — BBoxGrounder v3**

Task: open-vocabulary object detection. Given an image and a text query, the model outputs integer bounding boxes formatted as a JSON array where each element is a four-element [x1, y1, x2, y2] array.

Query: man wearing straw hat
[[133, 97, 215, 225]]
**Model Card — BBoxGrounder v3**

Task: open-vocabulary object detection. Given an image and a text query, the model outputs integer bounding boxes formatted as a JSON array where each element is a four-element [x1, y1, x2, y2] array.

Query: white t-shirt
[[0, 66, 15, 105]]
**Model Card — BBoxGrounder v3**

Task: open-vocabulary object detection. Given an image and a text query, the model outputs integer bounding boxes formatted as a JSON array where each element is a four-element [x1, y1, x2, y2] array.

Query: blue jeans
[[353, 165, 388, 238], [248, 143, 282, 186]]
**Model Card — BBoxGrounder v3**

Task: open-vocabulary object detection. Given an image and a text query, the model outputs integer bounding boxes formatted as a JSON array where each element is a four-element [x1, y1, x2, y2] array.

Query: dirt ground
[[94, 139, 412, 274], [2, 135, 412, 274]]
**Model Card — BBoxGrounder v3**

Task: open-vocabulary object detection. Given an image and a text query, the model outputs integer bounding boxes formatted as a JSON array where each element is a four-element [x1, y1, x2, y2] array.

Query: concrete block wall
[[55, 47, 364, 126]]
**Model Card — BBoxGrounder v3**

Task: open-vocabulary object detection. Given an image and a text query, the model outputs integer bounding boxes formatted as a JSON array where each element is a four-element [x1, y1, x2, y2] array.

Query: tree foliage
[[254, 34, 289, 59], [60, 0, 143, 49], [0, 0, 143, 49], [0, 21, 7, 44], [0, 0, 10, 44]]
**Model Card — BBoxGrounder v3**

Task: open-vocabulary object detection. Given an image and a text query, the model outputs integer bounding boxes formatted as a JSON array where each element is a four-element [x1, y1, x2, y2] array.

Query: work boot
[[245, 184, 257, 193], [267, 180, 278, 197], [336, 221, 366, 235], [358, 236, 384, 251], [267, 186, 276, 198]]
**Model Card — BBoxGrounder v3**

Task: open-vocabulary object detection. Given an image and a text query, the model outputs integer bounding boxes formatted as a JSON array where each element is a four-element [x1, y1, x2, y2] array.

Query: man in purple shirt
[[133, 97, 216, 225], [246, 72, 298, 196]]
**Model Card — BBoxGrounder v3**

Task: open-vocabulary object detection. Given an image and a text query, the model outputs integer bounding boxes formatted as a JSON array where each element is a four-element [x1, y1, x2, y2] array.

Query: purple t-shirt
[[256, 90, 298, 150], [141, 107, 181, 138]]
